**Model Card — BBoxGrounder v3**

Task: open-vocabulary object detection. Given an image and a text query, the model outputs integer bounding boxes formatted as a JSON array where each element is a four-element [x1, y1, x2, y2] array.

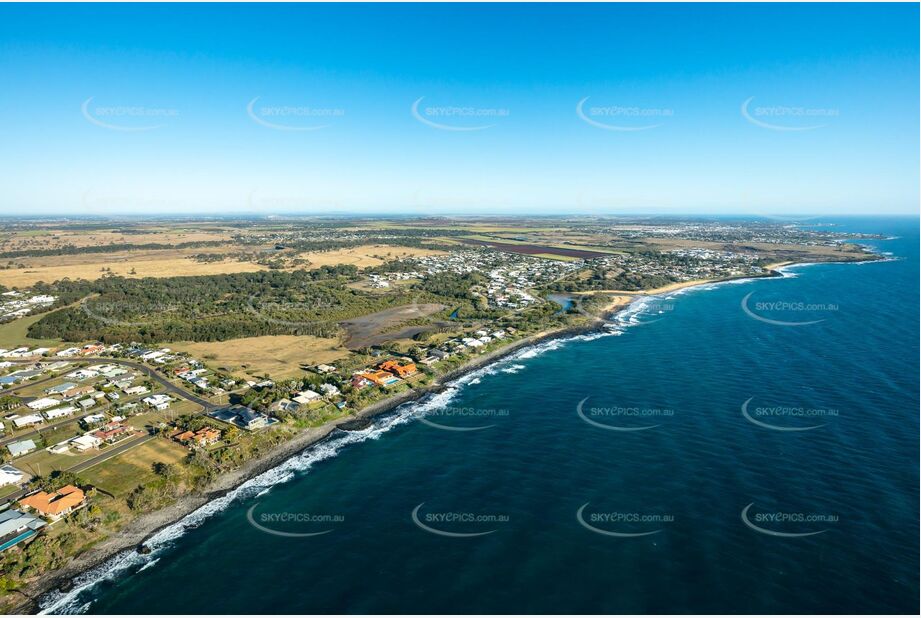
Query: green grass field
[[0, 311, 62, 348], [79, 438, 189, 497]]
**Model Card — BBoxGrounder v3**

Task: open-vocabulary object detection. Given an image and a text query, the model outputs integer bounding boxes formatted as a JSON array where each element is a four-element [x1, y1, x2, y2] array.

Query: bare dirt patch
[[340, 303, 446, 350]]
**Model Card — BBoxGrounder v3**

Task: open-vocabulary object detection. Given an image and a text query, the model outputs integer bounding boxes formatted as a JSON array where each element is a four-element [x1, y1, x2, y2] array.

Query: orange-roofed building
[[19, 485, 86, 520], [360, 370, 401, 386], [174, 427, 221, 448], [379, 360, 417, 378]]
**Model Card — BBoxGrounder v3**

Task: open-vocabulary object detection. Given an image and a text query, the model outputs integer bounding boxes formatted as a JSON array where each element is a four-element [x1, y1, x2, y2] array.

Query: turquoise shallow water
[[43, 217, 918, 614]]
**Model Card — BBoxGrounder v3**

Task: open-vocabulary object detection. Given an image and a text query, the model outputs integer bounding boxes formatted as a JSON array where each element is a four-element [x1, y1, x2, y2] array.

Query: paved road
[[3, 372, 60, 394], [0, 389, 162, 448], [0, 416, 81, 447], [68, 432, 156, 473], [3, 357, 218, 411]]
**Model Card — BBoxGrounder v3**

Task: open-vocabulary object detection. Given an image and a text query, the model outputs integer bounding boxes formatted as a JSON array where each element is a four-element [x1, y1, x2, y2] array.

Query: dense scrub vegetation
[[27, 266, 421, 343], [0, 240, 225, 259]]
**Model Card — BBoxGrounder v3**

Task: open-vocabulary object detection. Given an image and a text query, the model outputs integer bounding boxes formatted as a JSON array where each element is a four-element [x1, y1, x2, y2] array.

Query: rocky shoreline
[[10, 311, 612, 614], [14, 256, 869, 613]]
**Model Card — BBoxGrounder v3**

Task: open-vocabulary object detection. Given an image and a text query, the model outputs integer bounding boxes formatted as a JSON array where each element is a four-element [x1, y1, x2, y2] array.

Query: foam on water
[[39, 326, 625, 614]]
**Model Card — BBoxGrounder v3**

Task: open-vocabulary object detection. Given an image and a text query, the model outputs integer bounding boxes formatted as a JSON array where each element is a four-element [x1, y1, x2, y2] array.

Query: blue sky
[[0, 3, 918, 216]]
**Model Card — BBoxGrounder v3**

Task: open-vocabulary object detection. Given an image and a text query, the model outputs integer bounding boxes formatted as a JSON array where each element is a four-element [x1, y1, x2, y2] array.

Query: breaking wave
[[39, 325, 620, 614]]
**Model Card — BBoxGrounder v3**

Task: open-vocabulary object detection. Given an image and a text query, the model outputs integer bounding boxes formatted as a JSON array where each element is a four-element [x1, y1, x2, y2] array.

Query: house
[[210, 405, 271, 431], [66, 368, 99, 381], [142, 394, 172, 410], [43, 361, 71, 372], [123, 385, 149, 396], [6, 439, 36, 457], [55, 347, 81, 357], [63, 385, 95, 400], [173, 427, 221, 448], [81, 413, 106, 427], [92, 422, 132, 444], [293, 390, 321, 405], [0, 509, 46, 552], [319, 384, 340, 397], [359, 370, 401, 387], [270, 398, 301, 414], [27, 397, 61, 411], [11, 414, 44, 429], [20, 485, 86, 520], [351, 375, 371, 390], [0, 463, 25, 486], [45, 382, 78, 395], [379, 360, 417, 378], [77, 398, 96, 410], [316, 364, 337, 374], [70, 434, 102, 451], [44, 406, 77, 420], [80, 343, 104, 356], [117, 402, 139, 415]]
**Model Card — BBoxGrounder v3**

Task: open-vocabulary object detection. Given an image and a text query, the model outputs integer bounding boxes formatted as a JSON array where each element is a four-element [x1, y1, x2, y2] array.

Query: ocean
[[42, 217, 919, 614]]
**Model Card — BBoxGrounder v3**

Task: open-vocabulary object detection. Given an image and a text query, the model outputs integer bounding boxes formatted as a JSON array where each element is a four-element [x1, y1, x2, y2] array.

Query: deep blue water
[[45, 217, 918, 614]]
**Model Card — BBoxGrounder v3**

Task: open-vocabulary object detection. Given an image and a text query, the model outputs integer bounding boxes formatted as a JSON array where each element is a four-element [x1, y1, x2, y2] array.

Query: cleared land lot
[[170, 335, 351, 380], [340, 303, 445, 350], [79, 438, 189, 497]]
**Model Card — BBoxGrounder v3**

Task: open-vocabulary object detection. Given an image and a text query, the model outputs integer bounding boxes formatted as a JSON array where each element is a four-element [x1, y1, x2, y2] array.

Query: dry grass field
[[0, 254, 267, 287], [0, 228, 234, 252], [169, 335, 351, 380], [298, 244, 446, 269]]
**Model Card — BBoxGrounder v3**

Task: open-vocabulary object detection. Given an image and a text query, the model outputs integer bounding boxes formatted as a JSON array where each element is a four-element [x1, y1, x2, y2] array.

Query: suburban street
[[2, 356, 219, 411], [0, 355, 220, 488]]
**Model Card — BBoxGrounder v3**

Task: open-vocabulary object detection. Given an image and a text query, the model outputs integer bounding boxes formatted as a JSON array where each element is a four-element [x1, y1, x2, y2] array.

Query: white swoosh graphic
[[740, 503, 827, 538], [81, 97, 165, 132], [411, 503, 496, 538], [247, 97, 328, 131], [741, 292, 824, 326], [576, 503, 661, 538], [576, 97, 662, 131], [577, 397, 660, 432], [246, 503, 334, 537], [410, 97, 494, 132], [741, 397, 825, 432], [740, 97, 826, 132]]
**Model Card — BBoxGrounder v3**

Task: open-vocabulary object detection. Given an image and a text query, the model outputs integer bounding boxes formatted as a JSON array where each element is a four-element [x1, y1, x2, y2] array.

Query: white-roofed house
[[27, 397, 61, 411]]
